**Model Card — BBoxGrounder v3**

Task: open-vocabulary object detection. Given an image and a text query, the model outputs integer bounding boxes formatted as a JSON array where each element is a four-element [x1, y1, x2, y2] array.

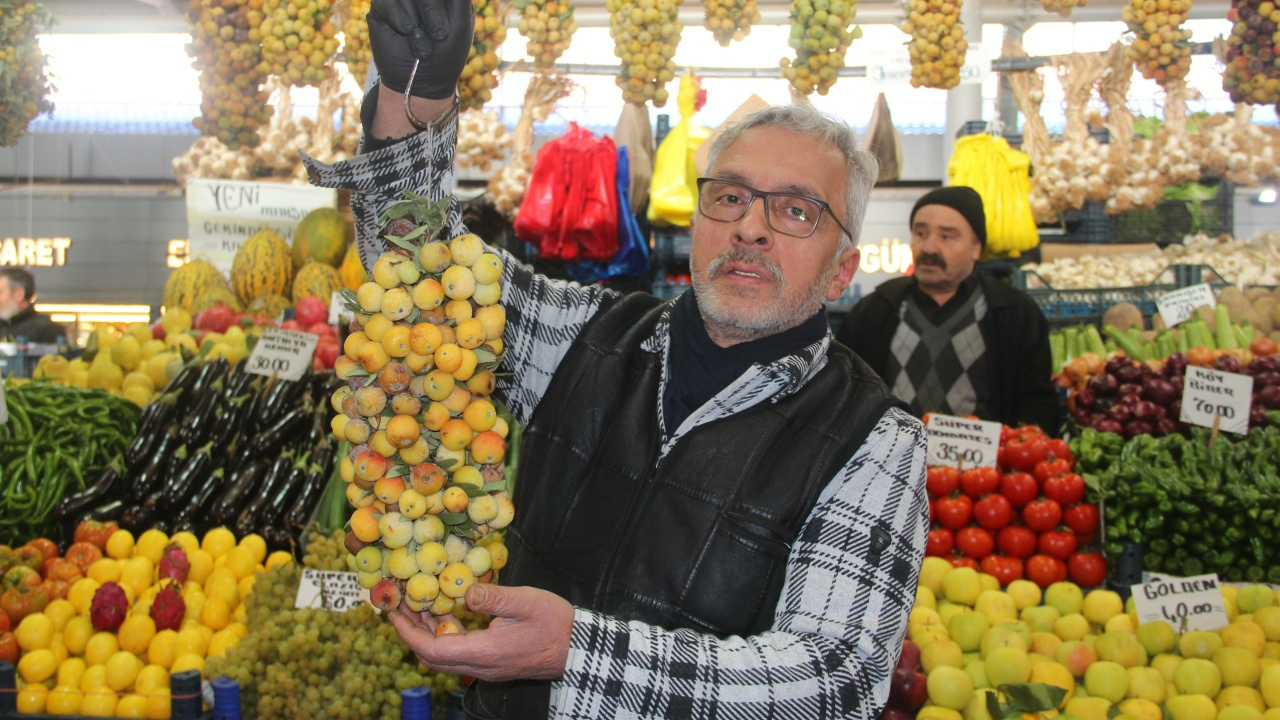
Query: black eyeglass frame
[[695, 177, 856, 242]]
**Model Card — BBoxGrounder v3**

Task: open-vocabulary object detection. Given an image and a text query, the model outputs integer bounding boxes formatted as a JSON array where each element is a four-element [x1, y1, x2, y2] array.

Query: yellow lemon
[[145, 688, 171, 720], [86, 559, 120, 585], [105, 529, 135, 560], [236, 574, 256, 601], [204, 568, 239, 606], [63, 615, 93, 656], [69, 577, 103, 616], [43, 599, 76, 632], [118, 614, 157, 655], [45, 685, 83, 716], [265, 550, 294, 571], [15, 612, 54, 651], [56, 657, 87, 688], [186, 549, 214, 586], [174, 627, 207, 658], [148, 629, 178, 669], [105, 650, 141, 692], [224, 545, 257, 581], [237, 533, 267, 564], [79, 664, 107, 692], [134, 529, 169, 565], [79, 685, 118, 717], [201, 596, 231, 631], [16, 682, 48, 713], [135, 664, 169, 695], [200, 527, 235, 559], [116, 693, 149, 719], [206, 628, 241, 659], [170, 653, 205, 677], [17, 648, 57, 683], [120, 556, 155, 597], [84, 632, 119, 666], [168, 531, 200, 557]]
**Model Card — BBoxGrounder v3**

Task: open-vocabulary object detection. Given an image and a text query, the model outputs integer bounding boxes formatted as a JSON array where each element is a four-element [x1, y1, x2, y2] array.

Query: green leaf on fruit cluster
[[985, 684, 1068, 720], [439, 511, 468, 525], [460, 483, 488, 499]]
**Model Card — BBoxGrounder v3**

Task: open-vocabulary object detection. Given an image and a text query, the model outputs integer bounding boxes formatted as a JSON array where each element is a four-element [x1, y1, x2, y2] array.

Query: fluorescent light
[[1258, 188, 1278, 204]]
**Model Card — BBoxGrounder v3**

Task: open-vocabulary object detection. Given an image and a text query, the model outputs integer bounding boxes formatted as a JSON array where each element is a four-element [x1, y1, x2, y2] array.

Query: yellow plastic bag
[[647, 72, 710, 227]]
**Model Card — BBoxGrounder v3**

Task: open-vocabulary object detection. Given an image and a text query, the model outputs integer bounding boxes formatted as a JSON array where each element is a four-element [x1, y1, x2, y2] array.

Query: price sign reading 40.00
[[246, 327, 319, 382], [925, 414, 1002, 470], [1131, 573, 1229, 632]]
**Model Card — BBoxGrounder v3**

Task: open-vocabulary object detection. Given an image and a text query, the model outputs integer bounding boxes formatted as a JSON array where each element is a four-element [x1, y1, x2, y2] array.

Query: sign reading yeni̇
[[1179, 365, 1253, 435], [294, 569, 372, 613], [1131, 573, 1230, 632], [925, 414, 1002, 469], [185, 179, 336, 275]]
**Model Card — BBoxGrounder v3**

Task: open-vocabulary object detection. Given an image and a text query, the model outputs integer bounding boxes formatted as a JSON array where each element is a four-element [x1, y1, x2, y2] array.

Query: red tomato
[[0, 631, 16, 663], [1033, 458, 1072, 485], [980, 555, 1024, 586], [999, 472, 1039, 508], [956, 527, 995, 559], [1075, 529, 1101, 548], [1038, 530, 1079, 560], [0, 583, 49, 623], [1001, 435, 1048, 472], [2, 566, 40, 590], [46, 560, 82, 584], [1000, 426, 1020, 444], [22, 538, 57, 563], [0, 607, 9, 633], [1043, 474, 1086, 506], [960, 467, 1001, 498], [1044, 438, 1074, 466], [1022, 499, 1063, 533], [63, 542, 103, 573], [1067, 552, 1109, 588], [934, 496, 974, 531], [973, 494, 1014, 531], [1025, 553, 1066, 589], [997, 526, 1038, 558], [1063, 503, 1100, 536], [73, 520, 118, 550], [949, 556, 980, 570], [926, 466, 961, 497], [926, 529, 955, 557]]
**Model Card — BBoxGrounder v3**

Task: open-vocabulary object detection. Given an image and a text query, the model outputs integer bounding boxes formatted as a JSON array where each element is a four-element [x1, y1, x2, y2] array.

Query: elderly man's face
[[689, 125, 859, 344], [909, 204, 982, 294], [0, 278, 24, 321]]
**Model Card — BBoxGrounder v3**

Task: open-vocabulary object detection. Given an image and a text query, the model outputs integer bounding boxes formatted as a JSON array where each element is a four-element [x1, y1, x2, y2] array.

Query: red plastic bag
[[514, 123, 619, 262], [513, 137, 566, 252]]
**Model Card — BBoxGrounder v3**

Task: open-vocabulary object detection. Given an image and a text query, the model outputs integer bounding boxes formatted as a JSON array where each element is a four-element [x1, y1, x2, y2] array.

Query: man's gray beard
[[691, 248, 839, 342]]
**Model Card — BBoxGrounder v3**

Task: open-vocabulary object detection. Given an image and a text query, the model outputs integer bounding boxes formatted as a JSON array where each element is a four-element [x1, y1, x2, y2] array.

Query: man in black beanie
[[835, 186, 1059, 433]]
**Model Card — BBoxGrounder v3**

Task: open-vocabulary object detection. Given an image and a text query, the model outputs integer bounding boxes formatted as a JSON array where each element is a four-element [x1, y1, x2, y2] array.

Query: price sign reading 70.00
[[245, 328, 319, 382], [925, 414, 1002, 470]]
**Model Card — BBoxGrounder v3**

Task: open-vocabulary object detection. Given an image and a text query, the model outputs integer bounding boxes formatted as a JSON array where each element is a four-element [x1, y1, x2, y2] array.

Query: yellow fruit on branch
[[701, 0, 761, 46], [779, 0, 862, 96], [608, 0, 683, 105], [459, 0, 510, 111], [900, 0, 966, 90], [1121, 0, 1193, 86], [515, 0, 578, 68]]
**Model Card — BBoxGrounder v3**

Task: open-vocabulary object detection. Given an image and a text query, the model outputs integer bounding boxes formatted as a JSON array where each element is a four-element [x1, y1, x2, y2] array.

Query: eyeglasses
[[695, 178, 854, 240]]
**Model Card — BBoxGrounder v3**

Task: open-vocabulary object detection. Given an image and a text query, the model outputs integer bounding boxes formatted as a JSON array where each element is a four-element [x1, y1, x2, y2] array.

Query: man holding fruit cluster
[[303, 0, 929, 716]]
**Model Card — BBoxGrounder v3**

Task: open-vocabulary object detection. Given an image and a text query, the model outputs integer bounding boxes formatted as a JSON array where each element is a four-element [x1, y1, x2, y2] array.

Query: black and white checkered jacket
[[302, 99, 930, 720]]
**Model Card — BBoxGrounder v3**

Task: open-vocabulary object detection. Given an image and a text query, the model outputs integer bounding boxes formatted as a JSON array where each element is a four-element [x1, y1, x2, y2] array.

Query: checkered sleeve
[[550, 406, 930, 720], [301, 104, 617, 429]]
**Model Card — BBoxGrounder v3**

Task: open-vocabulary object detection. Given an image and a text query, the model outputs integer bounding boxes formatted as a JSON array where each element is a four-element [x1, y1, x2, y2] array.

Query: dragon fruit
[[150, 581, 186, 631], [159, 543, 190, 584], [90, 581, 129, 632]]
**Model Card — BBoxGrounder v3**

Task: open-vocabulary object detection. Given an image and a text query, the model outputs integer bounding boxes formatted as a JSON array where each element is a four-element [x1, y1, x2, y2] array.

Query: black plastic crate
[[1040, 200, 1113, 245], [1112, 180, 1234, 245], [1012, 263, 1231, 329]]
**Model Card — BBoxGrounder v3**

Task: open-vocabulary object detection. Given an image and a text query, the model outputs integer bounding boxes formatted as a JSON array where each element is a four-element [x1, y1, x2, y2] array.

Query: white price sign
[[1156, 283, 1216, 328], [185, 179, 336, 275], [328, 290, 355, 327], [0, 382, 7, 425], [958, 43, 990, 85], [246, 328, 319, 382], [868, 47, 913, 86], [925, 414, 1002, 469], [1131, 573, 1230, 632], [294, 569, 372, 613], [1179, 365, 1252, 435]]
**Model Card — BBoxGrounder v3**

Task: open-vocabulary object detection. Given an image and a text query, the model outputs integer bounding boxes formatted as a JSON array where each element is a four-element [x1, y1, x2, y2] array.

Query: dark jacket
[[835, 273, 1059, 434], [0, 306, 66, 344]]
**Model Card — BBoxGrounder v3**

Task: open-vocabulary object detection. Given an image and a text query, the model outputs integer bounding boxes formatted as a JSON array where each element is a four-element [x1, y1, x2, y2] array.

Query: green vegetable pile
[[0, 379, 139, 544], [1072, 421, 1280, 584]]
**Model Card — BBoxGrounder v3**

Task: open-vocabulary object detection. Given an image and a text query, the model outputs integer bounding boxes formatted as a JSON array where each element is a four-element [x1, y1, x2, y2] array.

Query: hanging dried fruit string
[[779, 0, 862, 95], [702, 0, 762, 47], [186, 0, 275, 150], [261, 0, 340, 87], [608, 0, 682, 106], [516, 0, 578, 68], [338, 0, 372, 88], [1123, 0, 1193, 84], [459, 0, 509, 111], [901, 0, 966, 90], [0, 0, 55, 147], [1222, 0, 1280, 108]]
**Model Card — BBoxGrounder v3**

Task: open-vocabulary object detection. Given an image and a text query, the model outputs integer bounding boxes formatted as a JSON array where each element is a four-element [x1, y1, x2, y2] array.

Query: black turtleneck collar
[[662, 290, 828, 434]]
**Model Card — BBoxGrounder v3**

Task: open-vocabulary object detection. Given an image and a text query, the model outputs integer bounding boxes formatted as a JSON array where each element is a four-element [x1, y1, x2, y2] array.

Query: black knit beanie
[[910, 186, 986, 247]]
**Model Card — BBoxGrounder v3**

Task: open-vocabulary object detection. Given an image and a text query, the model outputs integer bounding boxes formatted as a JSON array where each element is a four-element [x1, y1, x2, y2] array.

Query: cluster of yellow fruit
[[12, 528, 293, 718], [260, 0, 340, 88], [702, 0, 762, 46], [185, 0, 275, 149], [779, 0, 862, 95], [947, 134, 1038, 258], [33, 319, 197, 407], [1036, 0, 1087, 18], [516, 0, 578, 68], [458, 0, 510, 112], [333, 197, 511, 624], [910, 556, 1280, 720], [1121, 0, 1193, 85], [338, 0, 372, 88], [901, 0, 968, 89], [608, 0, 683, 106], [0, 0, 55, 147]]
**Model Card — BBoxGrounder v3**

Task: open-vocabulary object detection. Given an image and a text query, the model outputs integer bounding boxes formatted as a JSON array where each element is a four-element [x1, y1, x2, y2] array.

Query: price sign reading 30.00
[[246, 328, 319, 382]]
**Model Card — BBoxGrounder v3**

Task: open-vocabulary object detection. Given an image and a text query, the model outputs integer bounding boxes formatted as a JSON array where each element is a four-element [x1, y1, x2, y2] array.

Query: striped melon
[[248, 292, 291, 319], [292, 260, 343, 304], [339, 243, 369, 291], [163, 259, 229, 312], [291, 207, 350, 268], [231, 229, 293, 306], [191, 285, 244, 315]]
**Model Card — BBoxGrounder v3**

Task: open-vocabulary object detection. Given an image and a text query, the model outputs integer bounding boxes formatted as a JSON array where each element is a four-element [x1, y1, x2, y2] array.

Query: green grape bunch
[[459, 0, 509, 111], [608, 0, 683, 106], [0, 0, 55, 148], [186, 0, 275, 149], [901, 0, 967, 89], [260, 0, 340, 87], [515, 0, 578, 68], [779, 0, 862, 95], [339, 0, 372, 87], [702, 0, 761, 47]]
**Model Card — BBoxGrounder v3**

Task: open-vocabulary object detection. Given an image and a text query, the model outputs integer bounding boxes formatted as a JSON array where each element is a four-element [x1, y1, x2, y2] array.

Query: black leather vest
[[467, 293, 903, 720]]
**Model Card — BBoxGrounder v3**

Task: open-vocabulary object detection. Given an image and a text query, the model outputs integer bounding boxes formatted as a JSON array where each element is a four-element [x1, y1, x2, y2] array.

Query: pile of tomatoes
[[925, 425, 1108, 589]]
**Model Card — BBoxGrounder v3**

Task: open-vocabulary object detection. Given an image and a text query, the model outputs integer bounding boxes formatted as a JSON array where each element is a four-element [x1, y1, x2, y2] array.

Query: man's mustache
[[916, 252, 946, 269]]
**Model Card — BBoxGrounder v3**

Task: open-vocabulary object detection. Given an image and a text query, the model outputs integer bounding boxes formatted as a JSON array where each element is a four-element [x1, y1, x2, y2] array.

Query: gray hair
[[704, 104, 878, 252]]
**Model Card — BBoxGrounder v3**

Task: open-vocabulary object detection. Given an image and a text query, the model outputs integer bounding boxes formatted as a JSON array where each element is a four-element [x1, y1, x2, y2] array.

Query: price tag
[[868, 47, 913, 86], [958, 43, 990, 86], [1156, 283, 1216, 328], [328, 290, 354, 327], [1180, 365, 1252, 435], [294, 569, 372, 613], [245, 328, 319, 382], [925, 414, 1002, 469], [1131, 573, 1230, 632], [0, 382, 7, 425]]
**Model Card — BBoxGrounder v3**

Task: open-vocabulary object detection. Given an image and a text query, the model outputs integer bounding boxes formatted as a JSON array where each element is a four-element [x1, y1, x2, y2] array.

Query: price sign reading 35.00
[[925, 414, 1002, 469], [246, 327, 319, 382]]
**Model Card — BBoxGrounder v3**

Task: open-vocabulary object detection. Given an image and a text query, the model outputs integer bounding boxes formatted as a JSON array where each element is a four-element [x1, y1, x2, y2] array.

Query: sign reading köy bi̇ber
[[925, 414, 1002, 469], [185, 179, 336, 275], [1179, 365, 1253, 435]]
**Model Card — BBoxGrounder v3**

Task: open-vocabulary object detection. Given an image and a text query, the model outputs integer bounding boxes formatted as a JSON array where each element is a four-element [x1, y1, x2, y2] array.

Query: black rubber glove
[[368, 0, 475, 99]]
